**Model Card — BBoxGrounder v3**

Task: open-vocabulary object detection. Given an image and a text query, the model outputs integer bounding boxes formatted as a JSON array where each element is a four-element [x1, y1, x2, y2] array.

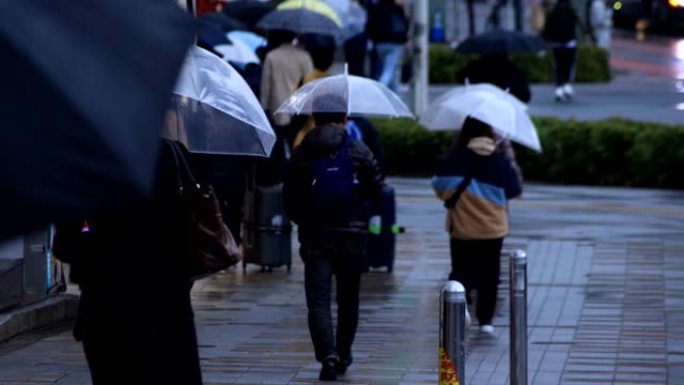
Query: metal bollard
[[509, 250, 528, 385], [439, 281, 466, 385]]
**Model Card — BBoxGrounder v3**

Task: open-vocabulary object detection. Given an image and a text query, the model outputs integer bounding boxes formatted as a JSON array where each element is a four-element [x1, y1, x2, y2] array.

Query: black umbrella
[[0, 0, 193, 240], [198, 12, 248, 33], [455, 30, 549, 56], [223, 0, 276, 28]]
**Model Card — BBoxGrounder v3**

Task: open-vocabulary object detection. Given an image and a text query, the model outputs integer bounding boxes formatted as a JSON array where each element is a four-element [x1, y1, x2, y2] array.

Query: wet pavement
[[1, 178, 683, 385]]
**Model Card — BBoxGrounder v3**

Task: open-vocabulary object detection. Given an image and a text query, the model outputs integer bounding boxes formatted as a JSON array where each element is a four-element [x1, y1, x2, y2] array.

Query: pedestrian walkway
[[0, 178, 683, 385]]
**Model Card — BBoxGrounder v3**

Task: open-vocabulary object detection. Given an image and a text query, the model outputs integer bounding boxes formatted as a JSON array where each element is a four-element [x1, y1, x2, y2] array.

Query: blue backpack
[[308, 136, 356, 226]]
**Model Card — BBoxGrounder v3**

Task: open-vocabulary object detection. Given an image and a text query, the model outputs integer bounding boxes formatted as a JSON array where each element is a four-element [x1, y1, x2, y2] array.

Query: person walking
[[432, 117, 521, 334], [343, 0, 370, 76], [258, 29, 313, 186], [542, 0, 583, 102], [590, 0, 613, 49], [366, 0, 410, 92], [283, 95, 383, 381], [53, 138, 203, 385]]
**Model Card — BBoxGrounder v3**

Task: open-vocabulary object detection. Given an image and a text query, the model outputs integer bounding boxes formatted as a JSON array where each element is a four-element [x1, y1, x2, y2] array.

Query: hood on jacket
[[467, 136, 497, 156], [299, 124, 348, 155]]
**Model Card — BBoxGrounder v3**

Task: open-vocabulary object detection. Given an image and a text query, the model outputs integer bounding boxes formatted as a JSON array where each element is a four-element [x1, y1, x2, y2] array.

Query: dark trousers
[[552, 47, 577, 86], [449, 238, 503, 325], [301, 241, 363, 362]]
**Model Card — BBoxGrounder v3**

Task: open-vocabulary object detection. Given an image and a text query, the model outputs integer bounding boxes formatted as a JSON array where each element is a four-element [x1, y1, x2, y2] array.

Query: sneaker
[[335, 356, 353, 375], [563, 84, 574, 98], [319, 356, 339, 381], [480, 324, 495, 334], [554, 87, 566, 102]]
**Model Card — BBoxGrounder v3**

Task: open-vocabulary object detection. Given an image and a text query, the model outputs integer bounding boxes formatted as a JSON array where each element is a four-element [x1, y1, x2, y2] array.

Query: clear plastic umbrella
[[419, 83, 541, 152], [275, 67, 414, 118], [214, 38, 260, 64], [170, 47, 275, 157]]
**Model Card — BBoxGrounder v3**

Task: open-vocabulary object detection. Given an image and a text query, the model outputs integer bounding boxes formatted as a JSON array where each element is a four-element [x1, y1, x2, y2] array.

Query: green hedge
[[372, 117, 684, 189], [429, 44, 611, 84]]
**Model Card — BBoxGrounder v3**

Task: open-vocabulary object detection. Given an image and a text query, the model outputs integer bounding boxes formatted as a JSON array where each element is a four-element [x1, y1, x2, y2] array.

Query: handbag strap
[[444, 158, 481, 210], [164, 140, 198, 191]]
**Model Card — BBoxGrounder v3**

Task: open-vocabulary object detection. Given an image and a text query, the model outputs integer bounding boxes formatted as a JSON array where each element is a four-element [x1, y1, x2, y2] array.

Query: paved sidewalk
[[0, 179, 683, 385]]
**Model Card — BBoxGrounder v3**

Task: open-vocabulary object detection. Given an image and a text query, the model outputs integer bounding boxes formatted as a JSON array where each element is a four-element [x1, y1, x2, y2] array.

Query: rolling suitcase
[[241, 184, 292, 272], [365, 185, 397, 272]]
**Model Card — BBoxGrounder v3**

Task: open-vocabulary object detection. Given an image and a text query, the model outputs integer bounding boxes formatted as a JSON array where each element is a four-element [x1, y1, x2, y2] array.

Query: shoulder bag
[[166, 141, 241, 279]]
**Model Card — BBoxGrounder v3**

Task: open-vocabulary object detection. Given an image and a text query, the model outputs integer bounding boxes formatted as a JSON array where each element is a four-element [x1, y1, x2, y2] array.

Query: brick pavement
[[0, 178, 683, 385]]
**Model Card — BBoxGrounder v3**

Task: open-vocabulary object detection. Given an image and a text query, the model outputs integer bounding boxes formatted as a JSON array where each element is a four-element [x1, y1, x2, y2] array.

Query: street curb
[[0, 294, 79, 343]]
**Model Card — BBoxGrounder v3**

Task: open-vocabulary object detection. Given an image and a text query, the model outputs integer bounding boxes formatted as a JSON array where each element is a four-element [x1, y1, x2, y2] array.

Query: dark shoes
[[335, 357, 353, 375], [319, 356, 339, 381]]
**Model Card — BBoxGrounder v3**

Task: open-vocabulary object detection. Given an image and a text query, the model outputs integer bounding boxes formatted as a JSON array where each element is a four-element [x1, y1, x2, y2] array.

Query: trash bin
[[241, 184, 292, 272]]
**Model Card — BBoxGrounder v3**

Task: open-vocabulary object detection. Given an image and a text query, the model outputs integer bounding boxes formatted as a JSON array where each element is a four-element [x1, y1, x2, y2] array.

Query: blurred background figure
[[258, 29, 313, 186], [529, 0, 549, 32], [367, 0, 410, 92], [590, 0, 613, 49], [542, 0, 583, 102], [290, 32, 338, 150], [301, 34, 338, 83], [342, 0, 369, 76]]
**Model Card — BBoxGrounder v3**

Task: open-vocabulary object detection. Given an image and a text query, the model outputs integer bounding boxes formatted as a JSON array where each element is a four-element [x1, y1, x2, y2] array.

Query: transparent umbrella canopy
[[275, 69, 414, 118], [170, 46, 275, 157], [419, 83, 541, 152]]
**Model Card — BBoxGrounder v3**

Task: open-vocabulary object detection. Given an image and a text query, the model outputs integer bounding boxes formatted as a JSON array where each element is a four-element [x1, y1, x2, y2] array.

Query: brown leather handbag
[[166, 140, 241, 279]]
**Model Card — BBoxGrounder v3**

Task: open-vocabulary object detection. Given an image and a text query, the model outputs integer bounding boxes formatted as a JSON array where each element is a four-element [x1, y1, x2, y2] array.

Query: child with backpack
[[283, 94, 383, 381]]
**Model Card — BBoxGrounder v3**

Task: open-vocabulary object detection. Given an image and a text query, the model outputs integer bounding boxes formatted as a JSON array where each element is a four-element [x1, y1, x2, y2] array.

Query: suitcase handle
[[368, 224, 405, 235]]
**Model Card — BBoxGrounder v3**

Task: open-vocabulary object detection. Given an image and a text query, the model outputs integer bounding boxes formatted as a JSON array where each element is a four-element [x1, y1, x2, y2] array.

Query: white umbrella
[[214, 38, 260, 64], [226, 30, 266, 52], [171, 47, 275, 157], [275, 68, 414, 118], [419, 84, 541, 152]]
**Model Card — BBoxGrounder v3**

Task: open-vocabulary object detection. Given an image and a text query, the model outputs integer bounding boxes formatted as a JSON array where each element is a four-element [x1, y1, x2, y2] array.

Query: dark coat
[[366, 0, 409, 44], [543, 2, 581, 44], [283, 124, 383, 254], [53, 139, 202, 385], [455, 56, 531, 103]]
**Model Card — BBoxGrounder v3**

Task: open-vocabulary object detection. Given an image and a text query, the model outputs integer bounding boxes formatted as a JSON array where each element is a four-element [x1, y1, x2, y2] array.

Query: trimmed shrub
[[372, 117, 684, 189], [429, 44, 611, 84]]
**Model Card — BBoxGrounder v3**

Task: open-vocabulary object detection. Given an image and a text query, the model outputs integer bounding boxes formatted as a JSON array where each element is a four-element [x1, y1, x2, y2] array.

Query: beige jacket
[[260, 44, 313, 126]]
